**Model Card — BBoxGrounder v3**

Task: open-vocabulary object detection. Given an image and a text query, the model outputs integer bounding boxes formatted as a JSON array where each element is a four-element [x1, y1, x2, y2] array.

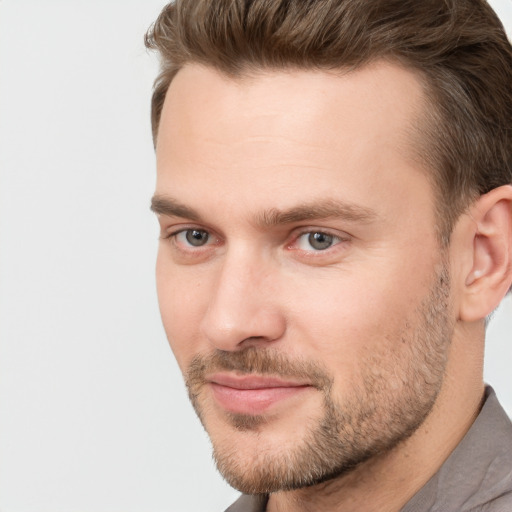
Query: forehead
[[155, 62, 433, 225], [158, 61, 425, 144]]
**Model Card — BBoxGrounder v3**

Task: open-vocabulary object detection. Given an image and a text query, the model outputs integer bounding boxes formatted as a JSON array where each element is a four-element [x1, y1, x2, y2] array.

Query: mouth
[[207, 373, 312, 415]]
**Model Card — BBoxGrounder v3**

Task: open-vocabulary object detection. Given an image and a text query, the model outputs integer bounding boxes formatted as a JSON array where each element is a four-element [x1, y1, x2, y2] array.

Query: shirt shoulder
[[473, 491, 512, 512], [402, 387, 512, 512], [224, 494, 268, 512]]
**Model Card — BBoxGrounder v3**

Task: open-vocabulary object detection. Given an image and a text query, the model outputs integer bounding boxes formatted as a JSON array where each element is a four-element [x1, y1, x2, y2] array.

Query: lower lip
[[209, 383, 310, 415]]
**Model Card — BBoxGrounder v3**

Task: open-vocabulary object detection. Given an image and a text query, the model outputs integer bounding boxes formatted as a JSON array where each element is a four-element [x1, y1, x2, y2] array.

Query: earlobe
[[459, 185, 512, 322]]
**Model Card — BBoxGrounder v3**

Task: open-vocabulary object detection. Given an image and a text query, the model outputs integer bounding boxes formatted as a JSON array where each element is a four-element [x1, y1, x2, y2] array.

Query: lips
[[207, 373, 311, 415]]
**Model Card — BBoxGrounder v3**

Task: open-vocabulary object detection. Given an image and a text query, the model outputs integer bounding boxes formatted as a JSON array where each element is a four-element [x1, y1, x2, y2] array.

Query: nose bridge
[[200, 244, 284, 350]]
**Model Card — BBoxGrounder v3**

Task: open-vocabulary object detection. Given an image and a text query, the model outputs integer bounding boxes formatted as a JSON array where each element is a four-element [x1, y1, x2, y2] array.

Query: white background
[[0, 1, 510, 511]]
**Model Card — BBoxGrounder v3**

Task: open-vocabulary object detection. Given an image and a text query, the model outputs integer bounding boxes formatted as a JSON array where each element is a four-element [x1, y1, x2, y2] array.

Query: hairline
[[153, 58, 461, 245]]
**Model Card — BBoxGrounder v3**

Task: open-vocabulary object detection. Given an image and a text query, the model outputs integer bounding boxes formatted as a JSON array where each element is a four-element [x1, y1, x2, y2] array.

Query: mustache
[[185, 347, 333, 391]]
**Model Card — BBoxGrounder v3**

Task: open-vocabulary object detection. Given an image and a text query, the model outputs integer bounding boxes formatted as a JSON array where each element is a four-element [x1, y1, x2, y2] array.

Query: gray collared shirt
[[225, 387, 512, 512]]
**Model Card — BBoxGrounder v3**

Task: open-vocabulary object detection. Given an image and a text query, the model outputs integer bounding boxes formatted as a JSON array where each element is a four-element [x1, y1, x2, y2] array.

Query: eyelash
[[162, 226, 350, 256], [168, 228, 215, 248], [289, 229, 348, 253], [162, 227, 215, 243]]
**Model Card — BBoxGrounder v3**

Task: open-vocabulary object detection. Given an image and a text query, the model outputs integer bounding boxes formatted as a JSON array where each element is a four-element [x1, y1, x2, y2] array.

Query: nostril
[[200, 307, 287, 352]]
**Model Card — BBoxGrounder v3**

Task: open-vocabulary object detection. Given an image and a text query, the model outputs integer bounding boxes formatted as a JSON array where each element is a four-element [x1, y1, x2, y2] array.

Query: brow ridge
[[151, 195, 203, 222], [256, 200, 376, 227], [151, 195, 377, 227]]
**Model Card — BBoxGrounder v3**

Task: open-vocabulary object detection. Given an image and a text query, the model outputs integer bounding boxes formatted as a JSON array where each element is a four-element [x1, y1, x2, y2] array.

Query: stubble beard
[[185, 263, 453, 494]]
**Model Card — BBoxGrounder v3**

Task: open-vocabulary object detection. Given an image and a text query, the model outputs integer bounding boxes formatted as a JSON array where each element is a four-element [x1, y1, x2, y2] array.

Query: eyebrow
[[150, 195, 377, 227], [151, 195, 203, 222], [256, 200, 377, 227]]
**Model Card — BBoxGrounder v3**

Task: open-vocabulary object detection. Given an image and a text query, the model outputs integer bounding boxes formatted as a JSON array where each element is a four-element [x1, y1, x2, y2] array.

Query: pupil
[[309, 232, 333, 250], [186, 230, 208, 246]]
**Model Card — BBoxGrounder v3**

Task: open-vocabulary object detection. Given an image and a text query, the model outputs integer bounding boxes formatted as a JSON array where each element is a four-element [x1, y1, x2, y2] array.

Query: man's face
[[154, 63, 455, 493]]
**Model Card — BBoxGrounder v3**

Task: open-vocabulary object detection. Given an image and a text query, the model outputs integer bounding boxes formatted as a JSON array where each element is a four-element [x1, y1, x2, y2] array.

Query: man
[[146, 0, 512, 510]]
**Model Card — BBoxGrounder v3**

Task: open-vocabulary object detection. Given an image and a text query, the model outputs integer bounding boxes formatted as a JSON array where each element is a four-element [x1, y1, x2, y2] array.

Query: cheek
[[156, 254, 210, 369], [284, 266, 426, 377]]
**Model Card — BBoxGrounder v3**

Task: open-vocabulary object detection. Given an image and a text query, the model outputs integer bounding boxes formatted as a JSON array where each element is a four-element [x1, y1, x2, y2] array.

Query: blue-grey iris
[[186, 229, 209, 246], [309, 232, 333, 250]]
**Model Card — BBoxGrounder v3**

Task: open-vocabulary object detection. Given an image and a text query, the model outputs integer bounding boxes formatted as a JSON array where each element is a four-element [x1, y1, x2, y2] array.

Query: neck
[[267, 323, 485, 512]]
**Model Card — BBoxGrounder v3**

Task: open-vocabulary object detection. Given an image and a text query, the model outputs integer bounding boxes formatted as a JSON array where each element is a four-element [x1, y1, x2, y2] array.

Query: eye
[[175, 229, 210, 247], [295, 231, 342, 251]]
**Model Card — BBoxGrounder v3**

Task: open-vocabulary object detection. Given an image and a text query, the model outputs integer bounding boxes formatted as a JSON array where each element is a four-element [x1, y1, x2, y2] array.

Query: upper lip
[[207, 373, 310, 390]]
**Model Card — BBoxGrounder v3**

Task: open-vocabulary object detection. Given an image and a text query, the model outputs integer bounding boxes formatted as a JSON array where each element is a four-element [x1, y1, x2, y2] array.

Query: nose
[[199, 250, 286, 351]]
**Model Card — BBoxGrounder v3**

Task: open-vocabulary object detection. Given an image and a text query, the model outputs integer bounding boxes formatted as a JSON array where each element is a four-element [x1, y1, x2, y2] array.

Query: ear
[[458, 185, 512, 322]]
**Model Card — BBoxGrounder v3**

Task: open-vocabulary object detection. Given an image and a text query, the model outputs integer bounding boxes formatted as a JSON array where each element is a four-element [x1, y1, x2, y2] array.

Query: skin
[[153, 62, 512, 511]]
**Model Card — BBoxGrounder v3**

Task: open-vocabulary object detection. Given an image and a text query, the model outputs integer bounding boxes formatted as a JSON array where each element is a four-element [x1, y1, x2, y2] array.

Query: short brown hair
[[145, 0, 512, 240]]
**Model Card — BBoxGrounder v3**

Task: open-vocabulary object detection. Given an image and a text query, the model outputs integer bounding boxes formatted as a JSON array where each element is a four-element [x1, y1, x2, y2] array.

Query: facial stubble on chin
[[184, 264, 453, 494]]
